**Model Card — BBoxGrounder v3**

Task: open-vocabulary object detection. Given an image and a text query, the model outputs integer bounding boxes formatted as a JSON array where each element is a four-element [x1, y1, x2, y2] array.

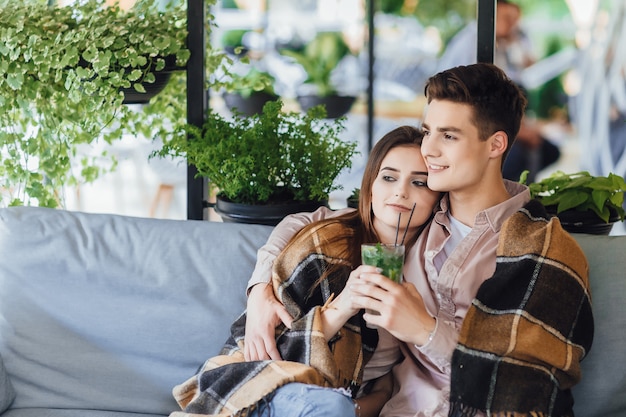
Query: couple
[[172, 63, 593, 417]]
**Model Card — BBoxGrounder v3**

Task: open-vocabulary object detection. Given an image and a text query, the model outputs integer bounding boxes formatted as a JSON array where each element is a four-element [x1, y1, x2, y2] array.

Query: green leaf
[[6, 72, 24, 90], [133, 83, 146, 93], [127, 69, 143, 82]]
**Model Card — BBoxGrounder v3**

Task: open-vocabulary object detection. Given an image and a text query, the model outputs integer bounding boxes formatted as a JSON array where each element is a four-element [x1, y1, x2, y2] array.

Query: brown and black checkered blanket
[[449, 199, 594, 417], [170, 221, 378, 417]]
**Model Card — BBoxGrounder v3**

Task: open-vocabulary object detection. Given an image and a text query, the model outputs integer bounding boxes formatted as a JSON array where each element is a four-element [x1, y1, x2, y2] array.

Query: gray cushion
[[0, 207, 273, 415], [572, 233, 626, 417], [0, 354, 15, 413]]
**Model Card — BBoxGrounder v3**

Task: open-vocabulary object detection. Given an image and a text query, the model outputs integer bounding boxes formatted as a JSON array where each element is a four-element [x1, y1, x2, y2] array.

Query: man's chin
[[426, 180, 449, 193]]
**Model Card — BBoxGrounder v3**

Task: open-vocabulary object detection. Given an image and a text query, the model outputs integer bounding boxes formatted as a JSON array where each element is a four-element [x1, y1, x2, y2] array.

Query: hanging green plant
[[0, 0, 232, 208]]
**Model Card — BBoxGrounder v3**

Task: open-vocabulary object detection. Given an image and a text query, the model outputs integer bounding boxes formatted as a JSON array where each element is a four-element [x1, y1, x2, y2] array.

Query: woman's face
[[371, 145, 440, 244]]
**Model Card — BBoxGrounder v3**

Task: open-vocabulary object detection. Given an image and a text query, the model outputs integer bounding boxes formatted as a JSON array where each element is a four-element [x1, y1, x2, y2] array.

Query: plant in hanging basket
[[153, 99, 359, 209], [279, 31, 358, 118], [523, 170, 626, 232], [0, 0, 232, 208], [222, 66, 279, 116]]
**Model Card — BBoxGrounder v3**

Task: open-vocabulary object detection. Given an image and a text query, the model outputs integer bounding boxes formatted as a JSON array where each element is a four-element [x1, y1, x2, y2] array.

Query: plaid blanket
[[171, 221, 378, 417], [449, 199, 594, 417]]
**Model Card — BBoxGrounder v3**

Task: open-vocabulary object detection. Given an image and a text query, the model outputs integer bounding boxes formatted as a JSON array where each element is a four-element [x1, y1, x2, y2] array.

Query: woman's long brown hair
[[286, 126, 435, 295]]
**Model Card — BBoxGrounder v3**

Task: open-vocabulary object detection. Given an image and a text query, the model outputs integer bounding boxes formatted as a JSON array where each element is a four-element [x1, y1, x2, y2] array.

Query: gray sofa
[[0, 206, 624, 417]]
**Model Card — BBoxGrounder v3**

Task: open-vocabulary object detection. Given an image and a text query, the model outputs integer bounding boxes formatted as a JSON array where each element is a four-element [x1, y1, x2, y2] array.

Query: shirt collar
[[436, 180, 531, 233]]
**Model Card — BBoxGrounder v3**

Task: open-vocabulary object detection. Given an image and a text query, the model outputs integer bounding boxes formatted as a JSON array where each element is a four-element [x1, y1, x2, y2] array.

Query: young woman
[[170, 125, 441, 417]]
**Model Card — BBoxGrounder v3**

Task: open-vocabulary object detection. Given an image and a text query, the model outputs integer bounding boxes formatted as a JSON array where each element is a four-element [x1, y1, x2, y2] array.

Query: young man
[[244, 63, 592, 416]]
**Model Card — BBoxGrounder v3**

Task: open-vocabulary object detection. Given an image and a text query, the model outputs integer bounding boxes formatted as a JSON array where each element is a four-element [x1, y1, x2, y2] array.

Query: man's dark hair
[[423, 63, 527, 161]]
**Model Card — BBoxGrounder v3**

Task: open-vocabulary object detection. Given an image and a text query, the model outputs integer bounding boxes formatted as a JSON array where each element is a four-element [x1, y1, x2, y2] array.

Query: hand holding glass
[[360, 243, 405, 326]]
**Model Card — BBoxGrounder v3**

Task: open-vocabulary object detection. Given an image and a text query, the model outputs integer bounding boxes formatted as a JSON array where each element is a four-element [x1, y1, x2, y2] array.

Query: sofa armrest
[[0, 354, 15, 413]]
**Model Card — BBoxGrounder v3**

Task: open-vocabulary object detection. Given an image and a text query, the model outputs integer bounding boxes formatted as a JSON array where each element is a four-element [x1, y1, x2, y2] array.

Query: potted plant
[[279, 31, 358, 118], [221, 29, 251, 57], [153, 99, 359, 225], [347, 188, 360, 209], [222, 66, 279, 116], [523, 170, 626, 235], [0, 0, 232, 208]]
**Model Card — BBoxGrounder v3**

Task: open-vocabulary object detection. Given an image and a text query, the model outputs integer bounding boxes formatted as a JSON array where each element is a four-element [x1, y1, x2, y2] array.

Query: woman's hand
[[320, 266, 371, 340], [244, 283, 293, 361], [349, 270, 436, 346]]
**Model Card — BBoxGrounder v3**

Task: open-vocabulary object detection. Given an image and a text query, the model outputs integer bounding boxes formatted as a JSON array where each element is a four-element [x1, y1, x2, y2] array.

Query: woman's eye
[[382, 175, 396, 182], [412, 180, 427, 187]]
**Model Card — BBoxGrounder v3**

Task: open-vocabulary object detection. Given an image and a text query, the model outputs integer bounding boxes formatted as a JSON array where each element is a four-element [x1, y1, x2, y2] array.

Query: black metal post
[[476, 0, 496, 63], [367, 0, 375, 154], [187, 0, 208, 220]]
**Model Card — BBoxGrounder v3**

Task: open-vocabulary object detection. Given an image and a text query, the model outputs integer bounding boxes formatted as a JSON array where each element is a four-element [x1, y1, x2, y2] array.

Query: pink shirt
[[247, 180, 530, 417]]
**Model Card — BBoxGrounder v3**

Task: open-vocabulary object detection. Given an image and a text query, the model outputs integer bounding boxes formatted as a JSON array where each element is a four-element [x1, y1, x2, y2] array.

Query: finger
[[355, 264, 381, 274], [276, 305, 294, 330], [264, 336, 283, 361], [358, 271, 394, 288], [245, 338, 267, 361]]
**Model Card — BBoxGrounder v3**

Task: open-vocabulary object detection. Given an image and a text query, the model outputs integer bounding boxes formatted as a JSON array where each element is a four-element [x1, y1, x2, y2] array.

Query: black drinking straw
[[400, 203, 417, 245], [394, 212, 401, 246]]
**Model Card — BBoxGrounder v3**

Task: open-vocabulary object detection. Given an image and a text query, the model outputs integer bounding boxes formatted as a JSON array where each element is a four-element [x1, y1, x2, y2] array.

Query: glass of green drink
[[361, 243, 405, 283], [360, 243, 405, 327]]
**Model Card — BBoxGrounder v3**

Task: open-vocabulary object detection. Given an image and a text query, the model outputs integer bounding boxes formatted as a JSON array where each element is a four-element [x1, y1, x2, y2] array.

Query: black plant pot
[[222, 91, 280, 116], [347, 197, 359, 209], [297, 95, 356, 119], [121, 71, 174, 104], [546, 205, 621, 236], [121, 55, 184, 104], [212, 197, 329, 226]]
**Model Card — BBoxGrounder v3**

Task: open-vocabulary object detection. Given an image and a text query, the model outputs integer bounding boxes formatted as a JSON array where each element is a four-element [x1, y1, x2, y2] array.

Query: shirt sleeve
[[415, 318, 458, 374], [246, 206, 353, 292]]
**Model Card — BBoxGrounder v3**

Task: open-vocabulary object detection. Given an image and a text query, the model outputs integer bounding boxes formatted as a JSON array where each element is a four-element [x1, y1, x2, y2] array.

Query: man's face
[[420, 100, 495, 195], [496, 3, 521, 40]]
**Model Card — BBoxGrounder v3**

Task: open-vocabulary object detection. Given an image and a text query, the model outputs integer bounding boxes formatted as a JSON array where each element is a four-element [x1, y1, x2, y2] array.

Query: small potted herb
[[222, 66, 279, 116], [523, 170, 626, 235], [279, 31, 357, 118], [153, 100, 359, 225]]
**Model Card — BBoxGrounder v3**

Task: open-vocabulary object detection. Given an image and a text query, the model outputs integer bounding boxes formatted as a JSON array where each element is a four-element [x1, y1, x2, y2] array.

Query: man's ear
[[490, 131, 508, 158]]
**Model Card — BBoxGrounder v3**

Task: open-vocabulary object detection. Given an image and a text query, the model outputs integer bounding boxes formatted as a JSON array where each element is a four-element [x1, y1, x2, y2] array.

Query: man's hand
[[349, 270, 436, 346], [244, 283, 293, 361]]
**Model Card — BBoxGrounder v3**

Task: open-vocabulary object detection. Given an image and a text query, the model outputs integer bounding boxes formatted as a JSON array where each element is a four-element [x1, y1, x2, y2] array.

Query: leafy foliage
[[224, 66, 277, 98], [279, 32, 352, 97], [154, 100, 359, 205], [0, 0, 232, 208], [524, 170, 626, 223]]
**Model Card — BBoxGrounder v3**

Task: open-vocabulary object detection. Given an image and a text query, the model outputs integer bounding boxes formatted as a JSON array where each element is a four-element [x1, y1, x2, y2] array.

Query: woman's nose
[[395, 185, 408, 199]]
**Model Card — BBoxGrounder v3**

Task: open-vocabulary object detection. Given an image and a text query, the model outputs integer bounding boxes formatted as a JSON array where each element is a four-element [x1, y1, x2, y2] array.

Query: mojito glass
[[361, 243, 405, 283]]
